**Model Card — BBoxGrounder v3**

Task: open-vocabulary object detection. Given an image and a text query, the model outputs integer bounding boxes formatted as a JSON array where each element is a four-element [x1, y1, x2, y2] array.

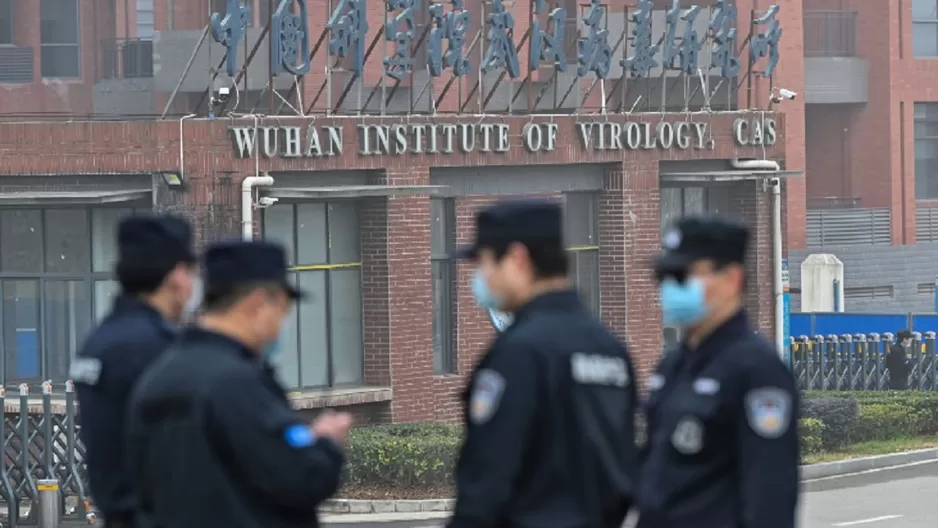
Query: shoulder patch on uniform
[[69, 358, 103, 386], [469, 369, 506, 425], [571, 353, 629, 387], [693, 378, 720, 395], [671, 417, 703, 454], [649, 374, 665, 391], [744, 387, 792, 439], [283, 424, 316, 448]]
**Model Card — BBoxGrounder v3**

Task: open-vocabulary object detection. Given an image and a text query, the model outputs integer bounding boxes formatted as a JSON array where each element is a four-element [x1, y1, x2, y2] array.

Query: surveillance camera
[[770, 178, 780, 187], [778, 88, 797, 100], [256, 197, 279, 208], [211, 86, 231, 107]]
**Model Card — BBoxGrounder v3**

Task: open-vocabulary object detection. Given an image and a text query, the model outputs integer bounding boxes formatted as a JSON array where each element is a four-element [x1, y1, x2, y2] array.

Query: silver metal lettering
[[733, 118, 749, 146], [375, 125, 392, 154], [523, 123, 542, 152], [543, 123, 558, 152], [410, 124, 426, 153], [641, 122, 656, 149], [282, 126, 303, 157], [764, 117, 777, 145], [576, 122, 594, 150], [393, 124, 408, 154], [325, 126, 343, 155], [261, 126, 279, 158], [609, 123, 623, 150], [656, 122, 674, 149], [428, 124, 440, 153], [442, 124, 457, 153], [305, 124, 323, 157], [357, 124, 373, 155], [694, 122, 710, 149], [231, 127, 257, 158], [675, 122, 690, 149], [459, 123, 476, 152], [495, 124, 510, 152], [479, 123, 495, 152], [625, 122, 641, 149]]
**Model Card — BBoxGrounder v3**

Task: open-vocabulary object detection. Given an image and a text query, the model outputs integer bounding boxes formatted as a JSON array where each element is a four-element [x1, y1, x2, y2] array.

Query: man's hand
[[312, 410, 353, 444]]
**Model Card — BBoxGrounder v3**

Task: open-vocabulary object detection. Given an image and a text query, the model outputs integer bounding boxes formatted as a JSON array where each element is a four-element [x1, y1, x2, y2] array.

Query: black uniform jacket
[[127, 328, 344, 528], [449, 290, 638, 528], [637, 310, 799, 528], [72, 295, 177, 518]]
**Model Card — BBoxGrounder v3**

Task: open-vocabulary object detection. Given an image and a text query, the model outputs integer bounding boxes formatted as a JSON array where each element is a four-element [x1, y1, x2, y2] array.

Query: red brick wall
[[0, 112, 785, 423]]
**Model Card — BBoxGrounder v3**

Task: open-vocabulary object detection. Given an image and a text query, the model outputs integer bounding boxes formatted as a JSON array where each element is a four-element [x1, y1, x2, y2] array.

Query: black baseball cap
[[118, 214, 196, 266], [454, 199, 563, 260], [203, 240, 305, 299], [654, 215, 749, 280]]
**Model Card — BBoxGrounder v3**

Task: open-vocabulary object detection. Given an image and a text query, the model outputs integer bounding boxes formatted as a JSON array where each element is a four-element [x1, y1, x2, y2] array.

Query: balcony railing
[[804, 10, 858, 58], [99, 38, 154, 80]]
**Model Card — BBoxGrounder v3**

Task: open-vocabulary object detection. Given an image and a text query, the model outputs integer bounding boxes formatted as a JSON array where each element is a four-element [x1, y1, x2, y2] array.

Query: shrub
[[804, 391, 938, 437], [798, 418, 825, 456], [800, 397, 860, 449], [854, 404, 924, 442], [344, 424, 461, 487]]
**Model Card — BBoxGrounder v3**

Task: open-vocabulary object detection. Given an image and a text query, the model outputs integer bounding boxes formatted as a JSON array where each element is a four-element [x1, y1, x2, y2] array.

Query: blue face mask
[[263, 337, 282, 364], [472, 269, 503, 311], [660, 278, 708, 327]]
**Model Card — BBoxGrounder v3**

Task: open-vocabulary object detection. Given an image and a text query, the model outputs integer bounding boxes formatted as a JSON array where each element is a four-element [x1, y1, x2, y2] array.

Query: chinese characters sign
[[209, 0, 784, 111]]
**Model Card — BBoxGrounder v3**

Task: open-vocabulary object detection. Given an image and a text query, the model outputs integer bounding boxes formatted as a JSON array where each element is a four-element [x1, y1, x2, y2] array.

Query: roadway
[[322, 459, 938, 528]]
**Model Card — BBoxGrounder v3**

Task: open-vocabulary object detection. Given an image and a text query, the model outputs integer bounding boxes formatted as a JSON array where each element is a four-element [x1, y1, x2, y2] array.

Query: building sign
[[229, 118, 741, 158], [782, 257, 791, 365], [732, 117, 777, 147], [210, 0, 784, 113]]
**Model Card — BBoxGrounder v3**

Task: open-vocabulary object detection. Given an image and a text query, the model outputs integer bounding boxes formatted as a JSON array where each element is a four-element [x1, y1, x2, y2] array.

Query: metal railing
[[791, 332, 938, 391], [0, 381, 92, 527], [99, 38, 154, 80], [804, 10, 858, 58]]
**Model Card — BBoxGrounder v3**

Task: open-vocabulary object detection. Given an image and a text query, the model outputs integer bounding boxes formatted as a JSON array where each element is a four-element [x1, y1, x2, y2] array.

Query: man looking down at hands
[[127, 240, 352, 528]]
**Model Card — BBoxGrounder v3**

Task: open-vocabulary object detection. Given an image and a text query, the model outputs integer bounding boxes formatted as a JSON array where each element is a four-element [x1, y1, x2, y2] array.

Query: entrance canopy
[[264, 185, 448, 200], [0, 189, 151, 206], [659, 169, 804, 184]]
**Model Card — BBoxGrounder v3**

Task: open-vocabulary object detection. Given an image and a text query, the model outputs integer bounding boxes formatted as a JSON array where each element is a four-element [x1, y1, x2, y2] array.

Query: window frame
[[913, 0, 938, 58], [39, 0, 82, 78], [563, 192, 601, 315], [262, 201, 365, 390], [914, 102, 938, 200], [0, 0, 12, 46], [430, 197, 456, 375], [0, 205, 149, 386]]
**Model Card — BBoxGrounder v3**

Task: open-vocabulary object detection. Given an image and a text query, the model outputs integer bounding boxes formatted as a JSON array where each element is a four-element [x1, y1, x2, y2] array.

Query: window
[[659, 186, 733, 234], [563, 193, 600, 314], [40, 0, 81, 78], [431, 198, 456, 374], [0, 207, 146, 384], [263, 202, 364, 389], [0, 0, 12, 45], [914, 0, 938, 58], [915, 103, 938, 199]]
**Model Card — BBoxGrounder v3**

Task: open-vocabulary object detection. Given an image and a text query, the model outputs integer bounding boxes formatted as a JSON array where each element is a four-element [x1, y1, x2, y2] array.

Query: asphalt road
[[321, 460, 938, 528], [800, 459, 938, 528]]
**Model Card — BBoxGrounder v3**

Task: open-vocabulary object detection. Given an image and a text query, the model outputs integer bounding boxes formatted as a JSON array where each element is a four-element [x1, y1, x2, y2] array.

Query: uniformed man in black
[[127, 240, 352, 528], [637, 216, 799, 528], [449, 199, 638, 528], [71, 214, 199, 528]]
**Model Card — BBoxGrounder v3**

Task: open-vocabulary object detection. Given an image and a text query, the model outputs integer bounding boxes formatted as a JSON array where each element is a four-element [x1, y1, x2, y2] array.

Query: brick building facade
[[0, 0, 803, 422]]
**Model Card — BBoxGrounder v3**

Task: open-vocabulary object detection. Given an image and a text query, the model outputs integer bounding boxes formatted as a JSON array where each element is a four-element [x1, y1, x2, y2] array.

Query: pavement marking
[[803, 459, 938, 483], [831, 515, 903, 527]]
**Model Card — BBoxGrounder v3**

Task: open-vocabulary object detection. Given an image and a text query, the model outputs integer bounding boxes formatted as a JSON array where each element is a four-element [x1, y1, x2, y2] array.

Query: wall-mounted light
[[158, 171, 185, 188]]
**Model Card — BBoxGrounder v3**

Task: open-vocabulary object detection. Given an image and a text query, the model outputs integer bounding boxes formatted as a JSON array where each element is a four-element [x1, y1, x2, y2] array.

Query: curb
[[323, 449, 938, 518], [800, 447, 938, 480], [321, 498, 455, 515]]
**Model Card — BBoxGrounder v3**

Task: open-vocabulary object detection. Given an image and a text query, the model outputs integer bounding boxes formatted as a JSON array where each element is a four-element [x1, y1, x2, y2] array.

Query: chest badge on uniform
[[744, 387, 792, 439], [671, 417, 704, 455], [469, 369, 506, 425]]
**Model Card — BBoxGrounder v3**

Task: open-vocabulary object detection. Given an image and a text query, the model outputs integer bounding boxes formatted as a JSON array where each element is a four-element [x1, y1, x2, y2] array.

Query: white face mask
[[182, 277, 203, 320]]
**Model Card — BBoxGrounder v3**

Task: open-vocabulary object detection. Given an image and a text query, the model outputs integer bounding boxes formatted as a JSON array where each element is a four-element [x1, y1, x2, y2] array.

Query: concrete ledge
[[321, 449, 938, 521], [800, 448, 938, 480], [322, 498, 455, 514]]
